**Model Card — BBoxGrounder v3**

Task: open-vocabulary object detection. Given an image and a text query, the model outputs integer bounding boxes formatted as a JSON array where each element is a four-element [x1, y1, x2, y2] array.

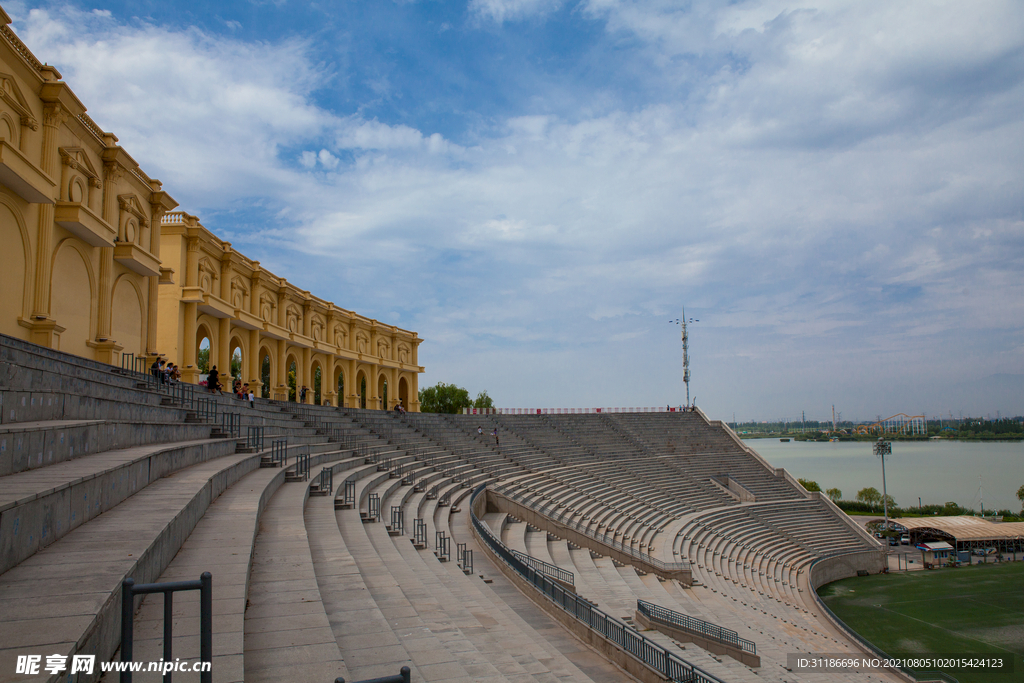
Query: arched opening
[[398, 377, 409, 411], [378, 374, 388, 411], [287, 356, 298, 402], [312, 362, 322, 405], [229, 336, 244, 385], [335, 368, 344, 408], [260, 349, 272, 399], [197, 333, 211, 375], [357, 371, 367, 410]]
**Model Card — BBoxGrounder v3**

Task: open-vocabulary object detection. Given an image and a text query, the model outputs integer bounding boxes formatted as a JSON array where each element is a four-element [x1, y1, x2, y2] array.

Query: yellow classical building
[[0, 7, 422, 409], [157, 212, 422, 409]]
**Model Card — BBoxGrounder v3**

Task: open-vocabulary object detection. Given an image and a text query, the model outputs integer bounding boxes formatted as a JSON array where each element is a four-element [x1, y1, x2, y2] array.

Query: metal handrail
[[637, 599, 755, 654], [470, 486, 722, 683], [121, 573, 212, 683], [511, 548, 574, 586]]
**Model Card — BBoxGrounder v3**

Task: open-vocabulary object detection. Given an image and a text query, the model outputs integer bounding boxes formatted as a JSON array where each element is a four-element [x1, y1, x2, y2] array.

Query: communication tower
[[681, 307, 690, 406]]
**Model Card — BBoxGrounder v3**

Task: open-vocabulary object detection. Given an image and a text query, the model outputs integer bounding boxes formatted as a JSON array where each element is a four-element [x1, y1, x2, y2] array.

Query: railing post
[[120, 578, 135, 683], [200, 572, 212, 683]]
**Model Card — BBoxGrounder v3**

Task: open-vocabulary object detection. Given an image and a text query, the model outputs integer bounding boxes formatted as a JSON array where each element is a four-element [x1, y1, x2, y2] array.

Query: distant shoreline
[[738, 435, 1022, 442]]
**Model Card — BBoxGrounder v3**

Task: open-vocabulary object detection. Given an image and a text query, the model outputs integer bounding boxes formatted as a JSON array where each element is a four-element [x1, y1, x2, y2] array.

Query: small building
[[917, 541, 955, 567]]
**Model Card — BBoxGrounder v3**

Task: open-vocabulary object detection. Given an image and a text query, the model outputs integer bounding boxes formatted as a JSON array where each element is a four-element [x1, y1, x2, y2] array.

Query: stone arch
[[111, 274, 145, 358], [259, 344, 274, 399], [286, 352, 299, 402], [398, 376, 410, 411], [229, 332, 246, 384], [356, 368, 368, 410], [0, 195, 32, 328], [0, 111, 19, 146], [195, 321, 214, 375], [51, 239, 95, 357], [377, 372, 388, 411]]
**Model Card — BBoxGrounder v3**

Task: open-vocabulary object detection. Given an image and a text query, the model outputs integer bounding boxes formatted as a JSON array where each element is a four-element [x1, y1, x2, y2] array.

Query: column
[[146, 193, 168, 358], [28, 103, 66, 344], [276, 339, 288, 401], [249, 330, 261, 388], [219, 317, 231, 382], [301, 347, 311, 404], [324, 353, 337, 406], [182, 302, 198, 384]]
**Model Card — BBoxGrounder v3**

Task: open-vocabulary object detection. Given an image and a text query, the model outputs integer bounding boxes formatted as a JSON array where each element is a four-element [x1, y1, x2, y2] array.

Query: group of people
[[149, 358, 181, 384], [476, 425, 499, 446], [233, 378, 256, 408], [393, 401, 406, 413]]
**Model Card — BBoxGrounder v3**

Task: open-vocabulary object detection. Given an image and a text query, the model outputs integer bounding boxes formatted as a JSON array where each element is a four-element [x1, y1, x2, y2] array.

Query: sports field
[[819, 562, 1024, 683]]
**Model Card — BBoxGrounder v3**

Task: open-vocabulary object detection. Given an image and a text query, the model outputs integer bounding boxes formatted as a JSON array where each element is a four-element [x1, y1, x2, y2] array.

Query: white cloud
[[317, 149, 340, 170], [469, 0, 564, 23]]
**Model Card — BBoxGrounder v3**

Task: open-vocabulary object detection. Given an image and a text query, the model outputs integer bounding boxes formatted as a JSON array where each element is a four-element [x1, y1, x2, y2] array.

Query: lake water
[[746, 439, 1024, 512]]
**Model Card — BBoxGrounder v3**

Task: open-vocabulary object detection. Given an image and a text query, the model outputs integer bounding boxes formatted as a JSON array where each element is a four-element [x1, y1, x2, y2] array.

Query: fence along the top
[[464, 406, 698, 414], [469, 485, 723, 683]]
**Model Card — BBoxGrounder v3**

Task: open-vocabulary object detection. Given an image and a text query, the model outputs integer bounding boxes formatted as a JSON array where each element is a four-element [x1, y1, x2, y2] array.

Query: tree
[[857, 487, 882, 505], [197, 347, 210, 374], [826, 488, 842, 502], [473, 391, 494, 410], [1018, 484, 1024, 505], [798, 478, 821, 492], [418, 382, 472, 414]]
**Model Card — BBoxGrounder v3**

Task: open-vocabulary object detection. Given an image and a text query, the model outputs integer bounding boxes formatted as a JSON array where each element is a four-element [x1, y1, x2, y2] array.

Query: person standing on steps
[[299, 385, 307, 403], [491, 428, 499, 447]]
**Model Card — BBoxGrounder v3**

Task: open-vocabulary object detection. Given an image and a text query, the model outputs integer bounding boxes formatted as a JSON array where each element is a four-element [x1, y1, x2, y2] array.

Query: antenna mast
[[681, 306, 690, 407]]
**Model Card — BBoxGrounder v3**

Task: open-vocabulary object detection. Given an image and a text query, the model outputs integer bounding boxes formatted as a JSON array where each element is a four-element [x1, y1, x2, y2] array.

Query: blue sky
[[9, 0, 1023, 422]]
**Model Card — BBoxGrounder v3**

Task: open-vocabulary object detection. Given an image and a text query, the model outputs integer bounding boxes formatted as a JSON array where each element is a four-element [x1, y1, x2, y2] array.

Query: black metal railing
[[414, 518, 427, 546], [317, 468, 334, 495], [272, 439, 288, 467], [470, 486, 722, 683], [121, 572, 212, 683], [219, 412, 240, 438], [343, 479, 356, 507], [435, 530, 450, 562], [391, 506, 404, 534], [293, 451, 310, 481], [637, 599, 755, 654], [511, 548, 574, 587], [335, 665, 410, 683], [194, 396, 217, 422], [247, 425, 265, 451], [166, 381, 195, 407], [368, 492, 381, 521]]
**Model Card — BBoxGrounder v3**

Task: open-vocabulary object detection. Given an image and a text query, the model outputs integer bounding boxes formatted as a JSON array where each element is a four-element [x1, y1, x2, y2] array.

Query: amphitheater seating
[[0, 334, 895, 683]]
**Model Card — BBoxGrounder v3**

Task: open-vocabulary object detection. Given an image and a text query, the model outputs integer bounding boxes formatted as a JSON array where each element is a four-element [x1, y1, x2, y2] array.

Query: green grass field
[[819, 562, 1024, 683]]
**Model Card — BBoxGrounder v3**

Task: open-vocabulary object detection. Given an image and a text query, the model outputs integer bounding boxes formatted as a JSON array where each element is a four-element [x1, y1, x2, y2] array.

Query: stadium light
[[874, 438, 893, 537]]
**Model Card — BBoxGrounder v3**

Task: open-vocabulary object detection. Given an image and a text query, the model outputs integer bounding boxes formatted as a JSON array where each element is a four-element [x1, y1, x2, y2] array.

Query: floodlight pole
[[681, 307, 690, 407], [874, 438, 892, 535]]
